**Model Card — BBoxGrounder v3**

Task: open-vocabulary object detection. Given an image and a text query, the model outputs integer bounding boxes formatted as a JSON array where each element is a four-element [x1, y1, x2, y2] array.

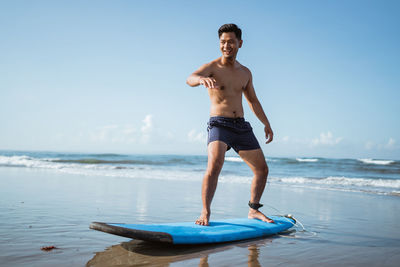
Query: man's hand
[[264, 125, 274, 144], [199, 77, 220, 89]]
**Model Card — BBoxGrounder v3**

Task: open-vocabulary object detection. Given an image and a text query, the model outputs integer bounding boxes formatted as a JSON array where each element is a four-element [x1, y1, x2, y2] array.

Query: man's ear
[[239, 39, 243, 48]]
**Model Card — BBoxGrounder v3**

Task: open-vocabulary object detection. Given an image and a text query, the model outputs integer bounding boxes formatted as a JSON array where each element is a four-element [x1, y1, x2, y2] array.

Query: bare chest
[[211, 68, 249, 94]]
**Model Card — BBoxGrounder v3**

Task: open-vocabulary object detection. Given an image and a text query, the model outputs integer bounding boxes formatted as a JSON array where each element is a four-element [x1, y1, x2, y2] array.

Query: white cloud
[[188, 129, 207, 143], [365, 141, 374, 150], [385, 137, 396, 149], [89, 114, 153, 144], [365, 138, 397, 151], [140, 114, 153, 143], [90, 124, 118, 142], [311, 131, 342, 146], [90, 124, 136, 144], [164, 131, 174, 140], [141, 114, 153, 134], [282, 136, 290, 143]]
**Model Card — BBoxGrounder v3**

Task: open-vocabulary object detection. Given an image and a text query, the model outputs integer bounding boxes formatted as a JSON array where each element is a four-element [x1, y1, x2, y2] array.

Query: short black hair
[[218, 23, 242, 40]]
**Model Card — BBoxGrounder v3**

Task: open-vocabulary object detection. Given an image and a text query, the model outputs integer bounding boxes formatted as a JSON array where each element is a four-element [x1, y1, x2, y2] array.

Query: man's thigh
[[207, 141, 228, 171], [238, 148, 267, 172]]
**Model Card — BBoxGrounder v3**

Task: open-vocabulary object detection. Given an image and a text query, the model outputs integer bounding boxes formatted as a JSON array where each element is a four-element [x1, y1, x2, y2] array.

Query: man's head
[[218, 23, 243, 59], [218, 23, 242, 40]]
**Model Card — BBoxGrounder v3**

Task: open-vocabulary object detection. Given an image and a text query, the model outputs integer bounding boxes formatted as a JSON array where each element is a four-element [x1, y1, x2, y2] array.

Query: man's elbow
[[186, 77, 196, 87]]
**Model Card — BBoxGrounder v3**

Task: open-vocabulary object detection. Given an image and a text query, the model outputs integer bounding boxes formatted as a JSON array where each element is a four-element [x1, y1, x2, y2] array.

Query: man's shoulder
[[200, 58, 220, 70], [236, 61, 252, 76], [209, 58, 221, 67]]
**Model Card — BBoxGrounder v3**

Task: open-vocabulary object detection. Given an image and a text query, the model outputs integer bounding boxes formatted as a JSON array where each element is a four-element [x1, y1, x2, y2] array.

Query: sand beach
[[0, 152, 399, 266]]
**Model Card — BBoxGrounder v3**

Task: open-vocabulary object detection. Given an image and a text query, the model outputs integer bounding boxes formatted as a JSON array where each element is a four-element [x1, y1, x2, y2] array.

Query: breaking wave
[[225, 157, 244, 162], [1, 153, 399, 196], [358, 159, 394, 165], [276, 176, 400, 189], [296, 158, 319, 162]]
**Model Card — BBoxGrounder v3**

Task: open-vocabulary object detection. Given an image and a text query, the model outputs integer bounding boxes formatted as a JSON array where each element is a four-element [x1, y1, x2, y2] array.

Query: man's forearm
[[186, 74, 203, 87], [249, 100, 271, 127]]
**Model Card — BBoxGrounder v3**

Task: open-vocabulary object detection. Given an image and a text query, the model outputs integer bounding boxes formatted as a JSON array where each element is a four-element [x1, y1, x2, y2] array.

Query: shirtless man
[[186, 24, 274, 226]]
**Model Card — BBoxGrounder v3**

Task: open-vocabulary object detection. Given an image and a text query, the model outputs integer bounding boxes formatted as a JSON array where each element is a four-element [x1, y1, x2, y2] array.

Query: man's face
[[219, 32, 242, 59]]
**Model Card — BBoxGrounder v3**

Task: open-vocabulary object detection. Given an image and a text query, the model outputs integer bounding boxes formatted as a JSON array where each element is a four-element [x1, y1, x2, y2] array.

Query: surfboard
[[90, 215, 295, 244]]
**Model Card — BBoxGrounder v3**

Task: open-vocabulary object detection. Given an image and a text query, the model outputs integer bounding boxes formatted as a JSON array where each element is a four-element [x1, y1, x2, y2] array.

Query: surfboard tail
[[90, 222, 173, 243]]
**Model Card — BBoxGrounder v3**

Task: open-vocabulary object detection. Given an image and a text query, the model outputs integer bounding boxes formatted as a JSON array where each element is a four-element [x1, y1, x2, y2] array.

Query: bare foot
[[248, 209, 275, 223], [195, 210, 210, 226]]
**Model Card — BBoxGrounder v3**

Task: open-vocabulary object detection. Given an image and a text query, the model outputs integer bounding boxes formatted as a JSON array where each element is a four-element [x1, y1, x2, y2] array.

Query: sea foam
[[358, 158, 394, 165], [276, 176, 400, 189], [296, 158, 319, 162], [225, 157, 243, 162], [1, 154, 399, 196]]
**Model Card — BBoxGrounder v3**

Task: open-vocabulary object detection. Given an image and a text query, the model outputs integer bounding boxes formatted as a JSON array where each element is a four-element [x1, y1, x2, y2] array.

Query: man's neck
[[220, 56, 236, 67]]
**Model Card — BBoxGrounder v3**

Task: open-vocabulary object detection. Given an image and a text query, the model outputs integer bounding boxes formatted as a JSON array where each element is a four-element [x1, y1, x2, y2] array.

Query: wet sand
[[1, 167, 399, 266]]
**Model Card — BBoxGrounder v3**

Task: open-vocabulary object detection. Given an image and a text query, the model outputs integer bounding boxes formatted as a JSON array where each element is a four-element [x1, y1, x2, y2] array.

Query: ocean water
[[1, 150, 400, 266], [1, 150, 399, 197]]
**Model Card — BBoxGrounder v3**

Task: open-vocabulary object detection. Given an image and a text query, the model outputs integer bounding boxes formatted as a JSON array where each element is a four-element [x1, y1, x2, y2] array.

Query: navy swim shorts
[[207, 116, 261, 152]]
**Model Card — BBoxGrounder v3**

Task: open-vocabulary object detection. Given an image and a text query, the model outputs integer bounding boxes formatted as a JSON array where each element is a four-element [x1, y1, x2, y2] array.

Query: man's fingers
[[202, 79, 212, 88], [210, 80, 215, 88], [211, 78, 220, 89], [199, 77, 219, 89], [265, 131, 273, 144], [208, 80, 217, 89], [199, 77, 223, 89]]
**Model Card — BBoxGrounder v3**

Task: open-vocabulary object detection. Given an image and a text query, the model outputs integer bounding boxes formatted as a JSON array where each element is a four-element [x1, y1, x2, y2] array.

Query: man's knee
[[206, 159, 224, 177], [256, 163, 269, 178]]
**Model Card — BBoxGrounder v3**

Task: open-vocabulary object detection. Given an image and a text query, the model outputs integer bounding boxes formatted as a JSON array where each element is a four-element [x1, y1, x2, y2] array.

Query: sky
[[1, 0, 399, 159]]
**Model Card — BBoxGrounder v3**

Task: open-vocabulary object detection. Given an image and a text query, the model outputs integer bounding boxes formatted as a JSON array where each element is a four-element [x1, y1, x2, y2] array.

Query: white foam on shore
[[220, 175, 400, 196], [0, 155, 55, 168], [224, 157, 275, 162], [276, 176, 400, 189], [358, 158, 394, 165], [296, 158, 319, 162], [1, 155, 399, 195], [0, 155, 201, 182], [225, 157, 243, 162], [219, 175, 252, 184], [0, 155, 114, 170]]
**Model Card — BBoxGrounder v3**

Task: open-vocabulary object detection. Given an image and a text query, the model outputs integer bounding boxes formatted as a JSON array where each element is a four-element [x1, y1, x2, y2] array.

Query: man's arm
[[243, 70, 274, 144], [186, 63, 219, 89]]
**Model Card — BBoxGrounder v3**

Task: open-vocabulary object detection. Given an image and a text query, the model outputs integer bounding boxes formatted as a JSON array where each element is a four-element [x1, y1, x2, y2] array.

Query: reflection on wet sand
[[87, 236, 277, 267], [247, 245, 261, 267]]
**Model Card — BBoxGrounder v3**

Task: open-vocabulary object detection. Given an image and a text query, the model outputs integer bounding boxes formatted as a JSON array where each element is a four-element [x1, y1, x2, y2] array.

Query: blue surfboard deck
[[90, 216, 295, 244]]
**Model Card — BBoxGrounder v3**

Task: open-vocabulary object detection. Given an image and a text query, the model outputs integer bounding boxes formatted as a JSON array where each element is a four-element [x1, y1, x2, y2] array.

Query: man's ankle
[[202, 208, 210, 214]]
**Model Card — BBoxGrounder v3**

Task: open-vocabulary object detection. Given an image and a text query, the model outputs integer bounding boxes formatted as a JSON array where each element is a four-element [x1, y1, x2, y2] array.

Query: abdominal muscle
[[209, 93, 244, 118]]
